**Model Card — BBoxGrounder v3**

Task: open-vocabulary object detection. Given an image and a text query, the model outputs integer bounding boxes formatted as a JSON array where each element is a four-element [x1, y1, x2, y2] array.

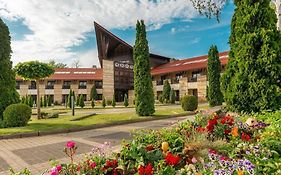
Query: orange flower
[[231, 126, 239, 137], [195, 173, 203, 175], [237, 170, 244, 175]]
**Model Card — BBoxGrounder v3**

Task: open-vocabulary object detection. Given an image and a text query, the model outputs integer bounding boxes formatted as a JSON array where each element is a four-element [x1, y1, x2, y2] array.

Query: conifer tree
[[76, 94, 80, 106], [47, 95, 52, 107], [112, 95, 116, 108], [90, 85, 97, 100], [0, 18, 20, 119], [207, 45, 223, 107], [221, 0, 281, 112], [170, 88, 176, 104], [102, 97, 106, 108], [29, 96, 34, 107], [43, 96, 47, 107], [133, 20, 155, 116], [67, 90, 72, 108], [91, 100, 95, 108], [79, 95, 85, 108], [124, 94, 129, 107], [163, 80, 171, 103]]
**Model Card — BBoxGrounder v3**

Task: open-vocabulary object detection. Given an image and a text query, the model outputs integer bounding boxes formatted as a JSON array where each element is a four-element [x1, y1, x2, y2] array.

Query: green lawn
[[0, 106, 195, 135]]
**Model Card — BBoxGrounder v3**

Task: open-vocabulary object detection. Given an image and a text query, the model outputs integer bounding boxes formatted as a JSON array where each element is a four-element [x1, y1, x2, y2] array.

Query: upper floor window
[[95, 81, 103, 89], [79, 81, 87, 89], [46, 81, 55, 89], [29, 81, 36, 89], [62, 81, 71, 89]]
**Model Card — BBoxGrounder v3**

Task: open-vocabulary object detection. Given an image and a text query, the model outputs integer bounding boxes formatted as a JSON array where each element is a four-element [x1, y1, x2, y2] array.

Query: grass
[[0, 106, 196, 135]]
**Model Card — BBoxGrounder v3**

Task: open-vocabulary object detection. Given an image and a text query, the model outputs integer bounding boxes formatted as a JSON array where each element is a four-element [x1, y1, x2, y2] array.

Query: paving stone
[[0, 156, 10, 171], [87, 131, 132, 146], [12, 141, 93, 165]]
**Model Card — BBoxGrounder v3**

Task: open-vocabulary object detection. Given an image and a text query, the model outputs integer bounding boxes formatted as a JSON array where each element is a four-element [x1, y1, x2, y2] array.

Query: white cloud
[[0, 0, 199, 67]]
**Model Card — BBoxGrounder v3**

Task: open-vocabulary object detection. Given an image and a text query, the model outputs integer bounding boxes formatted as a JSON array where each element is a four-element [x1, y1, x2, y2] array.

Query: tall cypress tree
[[133, 20, 155, 116], [207, 45, 223, 107], [0, 18, 20, 119], [163, 80, 171, 103], [221, 0, 281, 112]]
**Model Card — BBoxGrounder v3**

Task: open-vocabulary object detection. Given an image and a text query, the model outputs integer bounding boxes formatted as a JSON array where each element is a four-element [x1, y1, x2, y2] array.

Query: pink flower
[[66, 141, 76, 148], [50, 171, 58, 175], [90, 162, 97, 168], [191, 157, 197, 163], [56, 165, 62, 172]]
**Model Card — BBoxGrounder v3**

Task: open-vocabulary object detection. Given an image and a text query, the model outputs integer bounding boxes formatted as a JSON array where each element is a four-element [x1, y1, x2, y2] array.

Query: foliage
[[48, 60, 68, 68], [162, 80, 171, 103], [91, 100, 95, 109], [47, 95, 52, 107], [3, 104, 31, 128], [181, 95, 198, 111], [106, 99, 112, 106], [67, 90, 75, 108], [0, 18, 20, 120], [169, 88, 176, 104], [28, 96, 34, 107], [43, 96, 47, 107], [102, 97, 106, 108], [133, 20, 155, 116], [207, 45, 223, 107], [124, 94, 129, 107], [79, 95, 85, 108], [90, 85, 98, 100], [15, 61, 54, 119], [76, 94, 80, 107], [112, 95, 116, 108], [221, 0, 281, 113]]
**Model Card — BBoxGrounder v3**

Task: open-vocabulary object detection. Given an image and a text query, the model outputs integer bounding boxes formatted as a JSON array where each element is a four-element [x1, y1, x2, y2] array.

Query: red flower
[[196, 127, 205, 132], [208, 149, 217, 154], [105, 159, 118, 168], [165, 152, 181, 166], [138, 163, 153, 175], [224, 129, 231, 135], [241, 132, 251, 141], [66, 141, 76, 148], [221, 115, 234, 126], [145, 145, 154, 151], [206, 118, 218, 132]]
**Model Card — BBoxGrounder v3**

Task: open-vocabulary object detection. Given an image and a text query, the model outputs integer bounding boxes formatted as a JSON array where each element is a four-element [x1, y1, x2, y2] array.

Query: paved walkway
[[0, 115, 195, 175]]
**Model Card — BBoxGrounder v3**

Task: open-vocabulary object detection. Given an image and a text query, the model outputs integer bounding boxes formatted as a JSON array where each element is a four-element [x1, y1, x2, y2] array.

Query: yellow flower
[[161, 142, 169, 152], [237, 170, 244, 175]]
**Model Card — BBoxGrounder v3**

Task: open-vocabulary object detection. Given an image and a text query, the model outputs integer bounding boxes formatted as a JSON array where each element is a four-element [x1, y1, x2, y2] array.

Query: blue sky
[[0, 0, 234, 67]]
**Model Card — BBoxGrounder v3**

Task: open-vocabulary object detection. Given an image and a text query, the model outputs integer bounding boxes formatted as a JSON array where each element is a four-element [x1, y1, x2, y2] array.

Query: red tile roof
[[16, 68, 103, 81], [151, 51, 229, 76]]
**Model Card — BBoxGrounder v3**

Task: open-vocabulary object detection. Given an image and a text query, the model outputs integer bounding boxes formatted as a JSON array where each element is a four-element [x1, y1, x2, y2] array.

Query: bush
[[159, 94, 164, 104], [91, 100, 95, 108], [102, 97, 106, 108], [107, 99, 112, 106], [181, 95, 198, 111], [79, 95, 85, 108], [47, 112, 59, 119], [124, 94, 129, 107], [3, 104, 32, 127], [112, 96, 116, 108]]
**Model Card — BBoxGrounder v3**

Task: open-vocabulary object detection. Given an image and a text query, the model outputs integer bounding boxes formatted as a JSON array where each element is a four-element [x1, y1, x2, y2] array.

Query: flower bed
[[13, 110, 281, 175]]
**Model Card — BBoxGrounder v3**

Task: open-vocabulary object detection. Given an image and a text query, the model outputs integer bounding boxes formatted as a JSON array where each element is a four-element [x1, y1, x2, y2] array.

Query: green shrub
[[107, 99, 112, 106], [91, 100, 95, 108], [3, 104, 32, 127], [79, 95, 85, 108], [169, 89, 176, 104], [112, 96, 116, 108], [159, 94, 164, 104], [124, 94, 129, 107], [180, 95, 198, 111], [102, 97, 106, 108], [47, 112, 59, 119]]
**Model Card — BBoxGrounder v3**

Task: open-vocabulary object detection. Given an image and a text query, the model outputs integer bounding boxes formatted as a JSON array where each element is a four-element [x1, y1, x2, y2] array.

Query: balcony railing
[[188, 77, 197, 82], [45, 85, 54, 89], [171, 79, 179, 84], [156, 80, 163, 85], [62, 85, 71, 89]]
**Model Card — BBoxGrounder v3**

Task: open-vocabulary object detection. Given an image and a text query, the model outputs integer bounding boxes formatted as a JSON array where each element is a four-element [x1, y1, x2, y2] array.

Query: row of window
[[16, 81, 103, 90]]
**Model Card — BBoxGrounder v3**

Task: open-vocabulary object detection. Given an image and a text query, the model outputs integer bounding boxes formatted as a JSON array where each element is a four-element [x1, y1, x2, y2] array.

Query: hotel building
[[16, 22, 228, 105]]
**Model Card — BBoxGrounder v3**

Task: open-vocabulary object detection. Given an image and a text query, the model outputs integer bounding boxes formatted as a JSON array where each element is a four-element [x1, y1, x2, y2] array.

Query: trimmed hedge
[[181, 95, 198, 111], [3, 103, 31, 127]]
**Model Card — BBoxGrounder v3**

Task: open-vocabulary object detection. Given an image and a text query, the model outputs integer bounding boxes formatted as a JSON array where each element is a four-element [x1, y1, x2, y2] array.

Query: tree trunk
[[36, 79, 41, 119]]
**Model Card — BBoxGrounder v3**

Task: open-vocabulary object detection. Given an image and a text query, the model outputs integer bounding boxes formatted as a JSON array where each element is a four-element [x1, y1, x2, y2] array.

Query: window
[[95, 81, 102, 89], [46, 81, 55, 89], [79, 81, 87, 89], [62, 81, 71, 89], [16, 81, 20, 89], [29, 81, 36, 89]]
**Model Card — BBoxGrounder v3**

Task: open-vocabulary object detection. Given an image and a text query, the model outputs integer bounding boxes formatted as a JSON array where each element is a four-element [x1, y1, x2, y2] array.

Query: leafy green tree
[[207, 45, 223, 107], [28, 96, 34, 108], [112, 95, 116, 108], [133, 20, 155, 116], [124, 94, 129, 107], [0, 18, 20, 120], [15, 61, 54, 119], [91, 100, 95, 108], [163, 80, 171, 103], [47, 95, 52, 107], [169, 88, 176, 104], [221, 0, 281, 113], [90, 85, 98, 100], [79, 95, 85, 108], [102, 97, 106, 108]]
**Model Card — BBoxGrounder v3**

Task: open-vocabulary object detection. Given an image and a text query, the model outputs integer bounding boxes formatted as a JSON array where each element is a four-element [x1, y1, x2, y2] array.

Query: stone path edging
[[0, 112, 195, 140]]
